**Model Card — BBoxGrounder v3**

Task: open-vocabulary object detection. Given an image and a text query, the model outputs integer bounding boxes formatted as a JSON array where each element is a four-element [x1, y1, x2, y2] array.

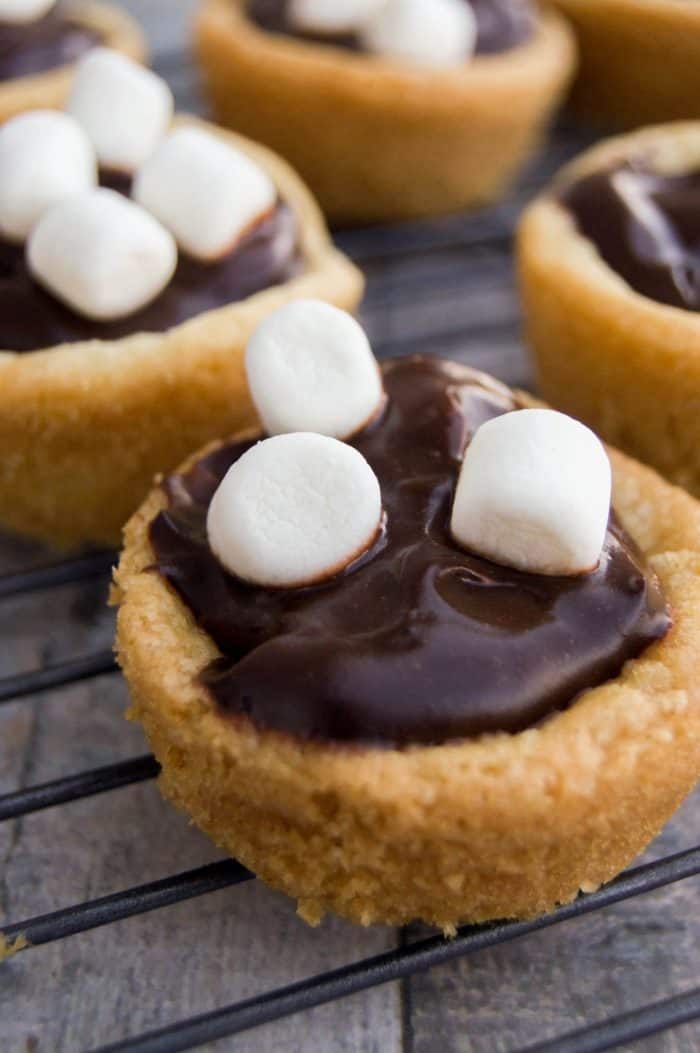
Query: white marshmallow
[[207, 432, 382, 588], [289, 0, 387, 35], [359, 0, 477, 68], [133, 127, 276, 261], [0, 111, 96, 244], [0, 0, 55, 24], [67, 48, 174, 174], [450, 409, 612, 577], [245, 300, 384, 440], [27, 188, 177, 322]]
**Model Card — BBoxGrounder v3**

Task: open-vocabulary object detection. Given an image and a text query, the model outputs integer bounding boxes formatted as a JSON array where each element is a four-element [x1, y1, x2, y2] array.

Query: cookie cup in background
[[0, 0, 146, 123], [114, 429, 700, 932], [196, 0, 576, 224], [0, 118, 362, 547], [518, 123, 700, 499], [553, 0, 700, 129]]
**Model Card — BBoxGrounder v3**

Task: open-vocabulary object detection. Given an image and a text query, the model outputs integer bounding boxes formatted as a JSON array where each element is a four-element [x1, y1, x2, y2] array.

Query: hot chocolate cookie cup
[[518, 123, 700, 500], [552, 0, 700, 129], [114, 416, 700, 933], [0, 118, 362, 548], [0, 0, 146, 123], [195, 0, 575, 224]]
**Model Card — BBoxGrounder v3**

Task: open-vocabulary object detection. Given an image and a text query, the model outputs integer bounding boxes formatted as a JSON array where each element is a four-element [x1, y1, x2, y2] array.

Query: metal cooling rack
[[1, 126, 699, 1053]]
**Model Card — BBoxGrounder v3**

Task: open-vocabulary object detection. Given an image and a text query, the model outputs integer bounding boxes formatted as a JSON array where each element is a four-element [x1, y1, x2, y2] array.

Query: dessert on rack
[[196, 0, 576, 222], [115, 302, 700, 931], [519, 122, 700, 499], [0, 48, 361, 546], [552, 0, 700, 129], [0, 0, 146, 122]]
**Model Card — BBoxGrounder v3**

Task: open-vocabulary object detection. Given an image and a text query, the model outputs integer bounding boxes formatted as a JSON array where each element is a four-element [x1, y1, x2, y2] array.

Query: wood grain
[[0, 3, 698, 1051]]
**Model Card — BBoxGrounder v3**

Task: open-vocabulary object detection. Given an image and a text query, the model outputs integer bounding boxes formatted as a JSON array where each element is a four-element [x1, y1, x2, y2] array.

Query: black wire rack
[[1, 125, 699, 1053]]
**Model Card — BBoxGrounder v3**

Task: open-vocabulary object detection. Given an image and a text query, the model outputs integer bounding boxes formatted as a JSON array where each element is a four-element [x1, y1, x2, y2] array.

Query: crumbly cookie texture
[[0, 0, 147, 123], [195, 0, 575, 223], [0, 118, 363, 547], [553, 0, 700, 129], [518, 122, 700, 501], [114, 427, 700, 933]]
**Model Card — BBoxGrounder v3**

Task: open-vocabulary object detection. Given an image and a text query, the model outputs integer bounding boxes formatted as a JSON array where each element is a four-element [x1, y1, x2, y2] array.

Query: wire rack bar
[[86, 845, 700, 1053], [520, 986, 700, 1053], [361, 251, 516, 307], [0, 860, 252, 954], [335, 204, 517, 263], [374, 320, 520, 363], [0, 754, 159, 821], [0, 650, 117, 704], [0, 550, 115, 600]]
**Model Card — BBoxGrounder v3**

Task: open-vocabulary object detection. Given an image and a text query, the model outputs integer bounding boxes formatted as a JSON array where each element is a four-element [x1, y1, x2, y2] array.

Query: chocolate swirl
[[561, 162, 700, 312], [150, 356, 671, 748]]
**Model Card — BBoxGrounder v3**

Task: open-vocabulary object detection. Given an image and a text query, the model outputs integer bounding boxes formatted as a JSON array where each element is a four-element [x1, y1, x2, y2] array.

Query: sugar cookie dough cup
[[518, 123, 700, 500], [0, 0, 147, 124], [195, 0, 576, 224], [0, 117, 363, 547], [114, 416, 700, 932], [553, 0, 700, 129]]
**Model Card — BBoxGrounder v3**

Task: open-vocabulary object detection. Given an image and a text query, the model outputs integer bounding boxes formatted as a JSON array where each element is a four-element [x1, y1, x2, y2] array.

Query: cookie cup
[[0, 0, 147, 124], [195, 0, 576, 224], [114, 429, 700, 932], [0, 117, 363, 547], [553, 0, 700, 129], [518, 123, 700, 500]]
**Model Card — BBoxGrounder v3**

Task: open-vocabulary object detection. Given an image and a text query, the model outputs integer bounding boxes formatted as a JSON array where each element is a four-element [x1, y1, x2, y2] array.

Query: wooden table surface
[[1, 4, 699, 1051]]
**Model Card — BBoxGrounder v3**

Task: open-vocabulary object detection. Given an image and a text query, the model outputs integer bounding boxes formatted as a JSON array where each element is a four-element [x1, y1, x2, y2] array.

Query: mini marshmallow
[[27, 188, 177, 321], [359, 0, 477, 68], [133, 127, 276, 261], [289, 0, 387, 35], [0, 0, 55, 23], [207, 432, 382, 588], [245, 300, 384, 439], [450, 409, 612, 577], [67, 48, 174, 174], [0, 111, 96, 243]]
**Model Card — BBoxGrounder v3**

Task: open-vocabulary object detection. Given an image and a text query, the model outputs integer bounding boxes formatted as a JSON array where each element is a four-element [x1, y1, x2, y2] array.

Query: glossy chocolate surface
[[561, 163, 700, 312], [150, 356, 671, 748], [0, 5, 97, 81], [0, 203, 302, 351], [247, 0, 534, 56]]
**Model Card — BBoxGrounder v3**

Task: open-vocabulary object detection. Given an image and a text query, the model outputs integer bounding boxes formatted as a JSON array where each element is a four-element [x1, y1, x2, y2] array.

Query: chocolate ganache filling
[[150, 356, 671, 748], [248, 0, 534, 56], [0, 198, 302, 352], [561, 162, 700, 312], [0, 5, 98, 81]]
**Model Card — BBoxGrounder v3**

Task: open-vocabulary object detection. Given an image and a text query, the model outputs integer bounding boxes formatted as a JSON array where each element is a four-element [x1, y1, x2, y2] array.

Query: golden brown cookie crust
[[553, 0, 700, 129], [0, 116, 363, 547], [114, 409, 700, 932], [518, 122, 700, 500], [0, 0, 147, 124], [195, 0, 576, 224]]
